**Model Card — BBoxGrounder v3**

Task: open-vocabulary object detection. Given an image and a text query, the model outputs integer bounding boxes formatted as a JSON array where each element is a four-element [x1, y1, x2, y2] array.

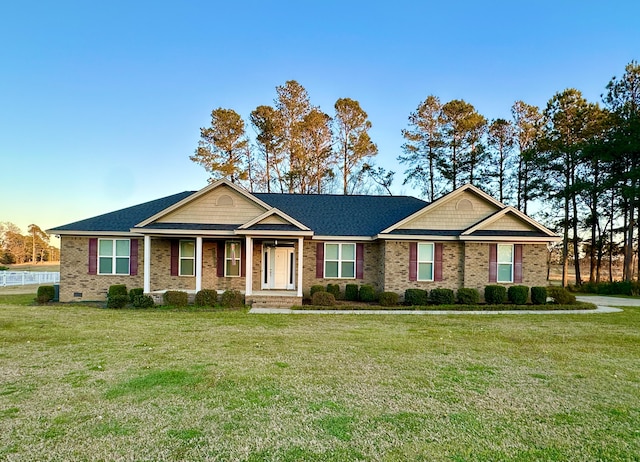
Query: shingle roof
[[49, 190, 429, 237], [255, 193, 428, 236], [49, 191, 195, 232]]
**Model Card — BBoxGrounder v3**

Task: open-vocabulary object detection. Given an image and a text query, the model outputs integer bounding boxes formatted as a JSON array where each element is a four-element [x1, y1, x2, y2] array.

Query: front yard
[[1, 295, 638, 461]]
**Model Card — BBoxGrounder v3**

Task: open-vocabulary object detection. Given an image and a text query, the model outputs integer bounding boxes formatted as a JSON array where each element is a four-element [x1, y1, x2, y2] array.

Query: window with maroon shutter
[[170, 240, 179, 276], [434, 243, 443, 281], [356, 243, 364, 279], [216, 241, 225, 277], [514, 244, 523, 283], [88, 238, 97, 275], [316, 242, 324, 278], [489, 244, 497, 283], [130, 239, 138, 276], [409, 242, 417, 281]]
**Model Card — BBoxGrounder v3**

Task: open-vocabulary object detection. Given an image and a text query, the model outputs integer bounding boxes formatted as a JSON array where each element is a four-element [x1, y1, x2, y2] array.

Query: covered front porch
[[139, 234, 306, 306]]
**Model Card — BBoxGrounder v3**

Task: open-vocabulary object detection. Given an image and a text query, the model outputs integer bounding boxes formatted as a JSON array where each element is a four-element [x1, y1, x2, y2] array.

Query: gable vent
[[456, 199, 473, 211], [216, 194, 234, 207]]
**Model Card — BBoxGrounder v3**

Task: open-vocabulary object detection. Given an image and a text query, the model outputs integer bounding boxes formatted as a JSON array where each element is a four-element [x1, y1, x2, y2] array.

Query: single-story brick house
[[48, 179, 558, 306]]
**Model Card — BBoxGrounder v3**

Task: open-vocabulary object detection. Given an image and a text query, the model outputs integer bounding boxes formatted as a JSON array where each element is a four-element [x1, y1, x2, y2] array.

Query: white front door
[[262, 246, 295, 290]]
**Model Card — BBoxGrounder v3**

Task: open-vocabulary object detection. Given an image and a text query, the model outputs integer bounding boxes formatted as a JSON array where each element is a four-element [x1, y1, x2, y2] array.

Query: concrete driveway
[[576, 295, 640, 307]]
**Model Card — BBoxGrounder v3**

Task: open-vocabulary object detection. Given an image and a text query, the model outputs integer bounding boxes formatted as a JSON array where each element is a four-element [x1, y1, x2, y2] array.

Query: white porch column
[[245, 236, 253, 296], [297, 237, 304, 297], [143, 235, 151, 293], [195, 237, 203, 292]]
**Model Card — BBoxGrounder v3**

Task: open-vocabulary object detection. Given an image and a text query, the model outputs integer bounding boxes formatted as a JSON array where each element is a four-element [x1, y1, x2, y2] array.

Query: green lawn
[[1, 296, 639, 461]]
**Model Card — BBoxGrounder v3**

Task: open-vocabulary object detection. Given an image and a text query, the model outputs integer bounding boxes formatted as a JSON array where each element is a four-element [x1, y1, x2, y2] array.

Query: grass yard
[[1, 296, 639, 461]]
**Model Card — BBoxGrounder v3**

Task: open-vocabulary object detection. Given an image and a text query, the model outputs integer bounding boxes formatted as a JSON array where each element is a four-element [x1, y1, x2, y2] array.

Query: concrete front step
[[247, 295, 302, 309]]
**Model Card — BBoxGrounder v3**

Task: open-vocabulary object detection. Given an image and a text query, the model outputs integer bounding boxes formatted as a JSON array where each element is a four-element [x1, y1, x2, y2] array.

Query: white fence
[[0, 271, 60, 286]]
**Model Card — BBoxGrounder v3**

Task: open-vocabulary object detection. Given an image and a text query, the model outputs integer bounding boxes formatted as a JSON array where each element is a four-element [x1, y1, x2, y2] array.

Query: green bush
[[312, 291, 336, 306], [36, 286, 55, 304], [194, 289, 218, 307], [378, 292, 399, 307], [310, 285, 325, 297], [128, 288, 144, 303], [0, 265, 9, 271], [108, 284, 128, 298], [107, 294, 129, 309], [484, 285, 507, 304], [456, 288, 479, 305], [429, 288, 455, 305], [404, 289, 428, 306], [531, 286, 547, 305], [507, 285, 529, 305], [326, 283, 341, 299], [163, 290, 188, 307], [345, 284, 359, 301], [132, 295, 155, 308], [547, 286, 576, 305], [220, 290, 244, 308], [359, 284, 377, 302]]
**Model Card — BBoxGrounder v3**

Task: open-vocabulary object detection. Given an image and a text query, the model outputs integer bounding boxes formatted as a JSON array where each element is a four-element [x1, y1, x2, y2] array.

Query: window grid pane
[[115, 257, 129, 274], [99, 257, 112, 274], [497, 245, 513, 263], [342, 244, 355, 261], [115, 240, 129, 257], [325, 244, 339, 260], [99, 240, 113, 256], [418, 262, 433, 281], [180, 241, 195, 258], [497, 264, 512, 282], [341, 262, 355, 278], [325, 261, 339, 278], [418, 243, 433, 262]]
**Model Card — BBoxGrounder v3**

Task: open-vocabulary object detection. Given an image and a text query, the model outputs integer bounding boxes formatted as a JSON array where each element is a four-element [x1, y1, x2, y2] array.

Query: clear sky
[[1, 0, 638, 243]]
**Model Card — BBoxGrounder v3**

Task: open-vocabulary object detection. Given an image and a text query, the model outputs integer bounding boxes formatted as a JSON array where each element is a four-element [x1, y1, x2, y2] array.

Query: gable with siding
[[396, 190, 500, 231], [156, 184, 267, 225]]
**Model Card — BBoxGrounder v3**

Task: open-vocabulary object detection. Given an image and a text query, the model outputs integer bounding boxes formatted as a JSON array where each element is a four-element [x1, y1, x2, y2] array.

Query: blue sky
[[1, 0, 638, 242]]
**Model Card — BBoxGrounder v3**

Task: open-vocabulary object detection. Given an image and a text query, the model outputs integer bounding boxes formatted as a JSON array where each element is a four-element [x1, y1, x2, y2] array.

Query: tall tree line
[[0, 222, 59, 264], [191, 80, 382, 195], [398, 60, 640, 285]]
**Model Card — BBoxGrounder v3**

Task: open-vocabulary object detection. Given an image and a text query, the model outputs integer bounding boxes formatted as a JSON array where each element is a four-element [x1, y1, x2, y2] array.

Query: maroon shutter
[[316, 243, 324, 278], [217, 241, 225, 277], [170, 240, 179, 276], [434, 243, 443, 281], [489, 244, 497, 282], [409, 242, 417, 281], [356, 243, 364, 279], [88, 238, 97, 275], [514, 244, 523, 283], [130, 239, 138, 276], [240, 241, 246, 277]]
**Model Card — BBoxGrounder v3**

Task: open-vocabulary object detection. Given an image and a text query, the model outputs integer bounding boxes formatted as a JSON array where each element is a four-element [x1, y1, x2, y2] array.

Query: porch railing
[[0, 271, 60, 286]]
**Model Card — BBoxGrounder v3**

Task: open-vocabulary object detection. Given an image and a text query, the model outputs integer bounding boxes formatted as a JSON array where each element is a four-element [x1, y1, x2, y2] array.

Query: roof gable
[[238, 208, 311, 232], [462, 207, 558, 239], [138, 179, 269, 227], [383, 184, 502, 233]]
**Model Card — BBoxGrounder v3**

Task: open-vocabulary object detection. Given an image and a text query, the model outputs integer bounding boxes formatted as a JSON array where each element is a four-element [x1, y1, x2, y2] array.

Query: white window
[[324, 243, 355, 279], [98, 239, 130, 275], [417, 243, 434, 281], [179, 240, 195, 276], [497, 244, 514, 283], [225, 241, 241, 277]]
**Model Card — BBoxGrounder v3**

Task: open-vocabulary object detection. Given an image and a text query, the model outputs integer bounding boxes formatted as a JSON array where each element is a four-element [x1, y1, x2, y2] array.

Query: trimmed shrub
[[132, 295, 155, 308], [359, 284, 377, 302], [108, 284, 128, 298], [456, 288, 479, 305], [404, 289, 428, 306], [484, 285, 507, 304], [36, 286, 55, 304], [310, 285, 325, 297], [194, 289, 218, 307], [107, 295, 129, 309], [429, 288, 455, 305], [531, 286, 547, 305], [345, 284, 359, 301], [507, 285, 529, 305], [163, 290, 188, 307], [547, 286, 576, 305], [379, 292, 399, 307], [312, 291, 336, 306], [326, 283, 341, 299], [220, 289, 244, 308], [129, 288, 144, 303]]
